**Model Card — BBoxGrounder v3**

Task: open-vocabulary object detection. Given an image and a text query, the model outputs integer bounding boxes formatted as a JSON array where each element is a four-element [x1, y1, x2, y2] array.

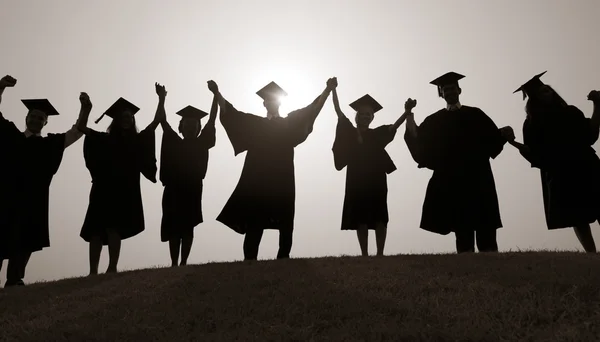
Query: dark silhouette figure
[[509, 71, 600, 253], [404, 72, 515, 253], [0, 75, 89, 287], [158, 82, 217, 267], [331, 83, 414, 257], [77, 93, 161, 275], [213, 78, 336, 261]]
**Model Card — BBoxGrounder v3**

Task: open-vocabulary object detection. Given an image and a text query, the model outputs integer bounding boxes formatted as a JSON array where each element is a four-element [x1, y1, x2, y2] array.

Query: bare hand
[[79, 92, 92, 109], [0, 75, 17, 88], [327, 77, 338, 90], [207, 80, 219, 93], [587, 90, 600, 102], [155, 82, 167, 98], [405, 98, 417, 112], [499, 126, 515, 142]]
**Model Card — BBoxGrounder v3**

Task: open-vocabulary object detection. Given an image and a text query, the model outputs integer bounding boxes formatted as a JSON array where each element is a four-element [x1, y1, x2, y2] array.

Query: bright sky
[[2, 0, 600, 283]]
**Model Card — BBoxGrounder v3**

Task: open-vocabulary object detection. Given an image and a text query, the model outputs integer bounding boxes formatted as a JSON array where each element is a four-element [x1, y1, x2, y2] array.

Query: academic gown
[[332, 115, 397, 230], [404, 106, 506, 235], [80, 128, 157, 245], [159, 122, 215, 241], [0, 113, 66, 260], [217, 97, 321, 234], [519, 105, 600, 229]]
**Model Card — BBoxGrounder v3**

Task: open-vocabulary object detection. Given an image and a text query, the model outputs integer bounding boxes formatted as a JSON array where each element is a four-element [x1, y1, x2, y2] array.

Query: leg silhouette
[[455, 229, 476, 253], [574, 224, 596, 253], [356, 225, 369, 256], [243, 228, 264, 261], [180, 233, 193, 266], [277, 226, 293, 259], [89, 236, 103, 275], [169, 238, 181, 267], [375, 223, 387, 257], [106, 229, 121, 273]]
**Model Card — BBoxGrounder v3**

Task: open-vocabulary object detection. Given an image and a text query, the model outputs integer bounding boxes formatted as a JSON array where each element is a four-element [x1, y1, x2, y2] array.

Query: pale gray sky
[[2, 0, 600, 283]]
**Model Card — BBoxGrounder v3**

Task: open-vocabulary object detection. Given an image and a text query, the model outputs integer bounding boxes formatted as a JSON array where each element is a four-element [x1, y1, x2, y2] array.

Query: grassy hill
[[1, 252, 599, 341]]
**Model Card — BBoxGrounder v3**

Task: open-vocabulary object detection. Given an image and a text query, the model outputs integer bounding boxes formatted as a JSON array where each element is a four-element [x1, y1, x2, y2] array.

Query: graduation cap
[[176, 105, 208, 120], [430, 72, 465, 97], [21, 99, 60, 116], [514, 71, 547, 100], [256, 81, 288, 101], [95, 97, 140, 124], [349, 94, 383, 114]]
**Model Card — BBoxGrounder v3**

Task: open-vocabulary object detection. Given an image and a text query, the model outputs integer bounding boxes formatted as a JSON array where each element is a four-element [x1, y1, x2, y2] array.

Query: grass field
[[1, 252, 599, 341]]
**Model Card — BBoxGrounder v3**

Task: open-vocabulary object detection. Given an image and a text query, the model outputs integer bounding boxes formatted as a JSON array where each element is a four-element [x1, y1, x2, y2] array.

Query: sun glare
[[263, 65, 318, 116]]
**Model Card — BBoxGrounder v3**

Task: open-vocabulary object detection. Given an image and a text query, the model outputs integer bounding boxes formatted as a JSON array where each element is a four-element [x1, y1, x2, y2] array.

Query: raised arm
[[64, 92, 92, 147], [207, 80, 231, 111], [331, 87, 345, 119], [311, 77, 337, 115], [0, 75, 17, 113], [154, 83, 174, 134], [207, 86, 218, 126], [392, 98, 417, 131], [588, 90, 600, 130], [144, 82, 167, 132]]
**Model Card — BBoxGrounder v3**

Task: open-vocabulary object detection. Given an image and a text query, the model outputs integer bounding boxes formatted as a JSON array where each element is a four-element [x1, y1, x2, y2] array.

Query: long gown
[[519, 105, 600, 229], [80, 128, 157, 245], [0, 113, 66, 259], [216, 96, 322, 234], [404, 106, 507, 235], [159, 122, 215, 241], [332, 115, 397, 230]]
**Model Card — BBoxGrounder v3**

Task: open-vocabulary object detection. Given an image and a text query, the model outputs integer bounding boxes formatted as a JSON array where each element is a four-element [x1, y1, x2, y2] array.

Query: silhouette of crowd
[[1, 71, 599, 288]]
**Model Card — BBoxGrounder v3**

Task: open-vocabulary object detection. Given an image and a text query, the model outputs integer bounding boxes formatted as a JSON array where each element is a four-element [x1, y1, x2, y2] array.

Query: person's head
[[524, 85, 569, 118], [98, 97, 140, 135], [107, 110, 138, 134], [257, 81, 287, 114], [430, 72, 465, 106], [25, 109, 48, 134], [21, 99, 60, 135], [514, 71, 568, 117], [350, 94, 382, 128], [176, 105, 206, 139]]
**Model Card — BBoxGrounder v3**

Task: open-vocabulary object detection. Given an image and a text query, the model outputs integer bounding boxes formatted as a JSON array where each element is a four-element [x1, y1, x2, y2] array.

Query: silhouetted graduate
[[404, 72, 514, 253], [158, 82, 217, 267], [212, 78, 336, 261], [78, 91, 161, 275], [331, 83, 415, 257], [509, 71, 600, 252], [0, 75, 90, 287]]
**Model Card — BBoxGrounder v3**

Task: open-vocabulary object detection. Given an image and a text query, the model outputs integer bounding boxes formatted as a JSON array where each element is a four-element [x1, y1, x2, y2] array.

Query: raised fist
[[155, 82, 167, 98], [0, 75, 17, 88], [207, 80, 219, 93], [405, 98, 417, 111]]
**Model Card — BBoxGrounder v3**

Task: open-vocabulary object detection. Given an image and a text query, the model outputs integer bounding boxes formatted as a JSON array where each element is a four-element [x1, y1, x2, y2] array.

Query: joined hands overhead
[[155, 82, 167, 98]]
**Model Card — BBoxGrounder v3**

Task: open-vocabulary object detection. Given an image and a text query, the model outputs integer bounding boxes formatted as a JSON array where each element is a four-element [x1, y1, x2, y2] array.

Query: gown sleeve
[[219, 99, 265, 155], [373, 125, 398, 174], [476, 108, 507, 160], [0, 112, 23, 141], [404, 115, 437, 170], [372, 125, 397, 148], [43, 133, 67, 176], [83, 129, 110, 182], [159, 123, 179, 186], [567, 105, 599, 146], [198, 120, 216, 149], [285, 96, 323, 147], [331, 115, 356, 171], [137, 127, 157, 183], [520, 119, 543, 168]]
